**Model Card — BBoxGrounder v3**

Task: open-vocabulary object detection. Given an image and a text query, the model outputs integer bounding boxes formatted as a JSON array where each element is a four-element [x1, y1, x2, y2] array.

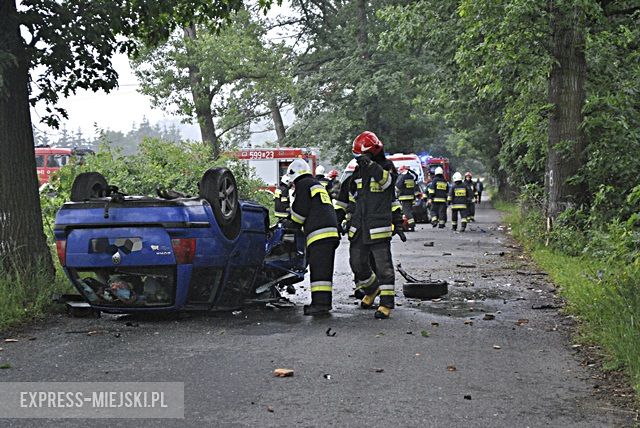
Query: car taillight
[[55, 240, 66, 266], [171, 238, 197, 264]]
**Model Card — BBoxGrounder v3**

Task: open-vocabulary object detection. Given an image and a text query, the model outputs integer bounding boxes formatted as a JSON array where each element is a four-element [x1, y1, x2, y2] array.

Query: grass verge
[[495, 200, 640, 396], [0, 258, 71, 333]]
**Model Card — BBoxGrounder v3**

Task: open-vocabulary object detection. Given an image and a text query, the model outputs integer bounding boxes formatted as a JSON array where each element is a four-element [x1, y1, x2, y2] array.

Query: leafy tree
[[286, 0, 448, 162], [0, 0, 271, 275], [132, 9, 293, 156]]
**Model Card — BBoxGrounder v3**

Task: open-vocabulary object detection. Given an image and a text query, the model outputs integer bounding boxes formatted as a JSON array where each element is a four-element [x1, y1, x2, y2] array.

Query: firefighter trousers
[[431, 202, 447, 227], [349, 234, 395, 309], [467, 201, 476, 220], [307, 240, 338, 306], [451, 208, 467, 230], [401, 200, 415, 227]]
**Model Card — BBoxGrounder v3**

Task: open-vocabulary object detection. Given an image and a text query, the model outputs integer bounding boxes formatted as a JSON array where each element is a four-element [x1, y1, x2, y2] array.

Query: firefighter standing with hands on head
[[448, 172, 469, 232], [273, 174, 291, 221], [396, 165, 419, 231], [427, 166, 449, 228], [463, 172, 476, 222], [287, 159, 340, 316], [334, 131, 406, 319]]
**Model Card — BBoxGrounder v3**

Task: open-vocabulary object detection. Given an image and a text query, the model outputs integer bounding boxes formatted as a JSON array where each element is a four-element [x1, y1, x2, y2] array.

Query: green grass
[[0, 256, 71, 332], [497, 202, 640, 396]]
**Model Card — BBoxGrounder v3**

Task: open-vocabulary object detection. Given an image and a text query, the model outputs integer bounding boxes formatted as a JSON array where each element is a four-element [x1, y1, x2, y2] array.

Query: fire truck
[[231, 147, 319, 191], [35, 146, 73, 185], [420, 155, 451, 182]]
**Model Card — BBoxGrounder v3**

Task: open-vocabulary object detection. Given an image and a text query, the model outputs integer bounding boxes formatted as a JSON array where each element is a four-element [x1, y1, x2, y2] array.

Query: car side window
[[36, 155, 45, 167]]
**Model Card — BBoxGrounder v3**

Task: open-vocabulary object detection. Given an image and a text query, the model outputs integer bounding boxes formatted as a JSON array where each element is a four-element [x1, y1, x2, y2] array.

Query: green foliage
[[500, 200, 640, 395], [17, 0, 272, 127], [131, 8, 292, 146], [41, 138, 270, 242], [0, 260, 71, 332]]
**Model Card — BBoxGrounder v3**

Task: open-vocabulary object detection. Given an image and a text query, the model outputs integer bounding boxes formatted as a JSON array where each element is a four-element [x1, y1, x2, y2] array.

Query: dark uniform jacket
[[316, 174, 331, 188], [273, 183, 290, 218], [448, 181, 469, 209], [334, 158, 403, 244], [428, 175, 450, 203], [476, 180, 484, 193], [396, 170, 419, 202], [290, 175, 339, 247], [463, 179, 476, 202]]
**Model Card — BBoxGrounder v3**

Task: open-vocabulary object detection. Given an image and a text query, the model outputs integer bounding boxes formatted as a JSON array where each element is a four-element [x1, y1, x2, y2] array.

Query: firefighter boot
[[374, 306, 391, 319], [452, 223, 457, 232], [354, 273, 377, 300], [303, 291, 332, 316], [360, 287, 380, 309]]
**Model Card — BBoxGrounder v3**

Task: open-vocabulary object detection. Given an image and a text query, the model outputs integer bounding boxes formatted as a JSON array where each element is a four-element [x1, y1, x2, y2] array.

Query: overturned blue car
[[54, 168, 306, 313]]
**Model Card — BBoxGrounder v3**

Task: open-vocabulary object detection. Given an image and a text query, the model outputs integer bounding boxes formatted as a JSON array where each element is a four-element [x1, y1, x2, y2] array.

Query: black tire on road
[[403, 280, 448, 299], [70, 172, 108, 202], [199, 168, 239, 228]]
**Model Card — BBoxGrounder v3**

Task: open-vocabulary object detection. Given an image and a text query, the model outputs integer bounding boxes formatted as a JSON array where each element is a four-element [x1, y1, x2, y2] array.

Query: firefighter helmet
[[465, 171, 472, 178], [287, 158, 312, 182], [453, 172, 463, 182], [434, 166, 444, 176], [352, 131, 383, 156], [315, 165, 325, 175], [327, 169, 338, 179], [280, 174, 291, 185]]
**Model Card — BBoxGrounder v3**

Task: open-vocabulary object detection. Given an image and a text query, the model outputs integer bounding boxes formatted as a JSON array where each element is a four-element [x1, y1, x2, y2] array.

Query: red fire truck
[[421, 156, 451, 182], [35, 146, 73, 185], [231, 147, 319, 191]]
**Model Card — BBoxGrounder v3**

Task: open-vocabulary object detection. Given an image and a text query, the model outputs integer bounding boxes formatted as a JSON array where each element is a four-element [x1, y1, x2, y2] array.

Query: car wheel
[[70, 172, 108, 202], [199, 168, 239, 227], [403, 280, 448, 299]]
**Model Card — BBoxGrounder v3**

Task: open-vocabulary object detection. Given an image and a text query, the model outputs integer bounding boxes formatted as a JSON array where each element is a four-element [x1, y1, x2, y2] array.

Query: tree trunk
[[183, 25, 219, 158], [0, 1, 54, 275], [545, 3, 587, 220], [268, 98, 286, 145], [355, 0, 379, 131]]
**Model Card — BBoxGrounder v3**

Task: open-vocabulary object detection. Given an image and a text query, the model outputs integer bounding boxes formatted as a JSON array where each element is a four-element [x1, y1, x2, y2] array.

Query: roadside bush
[[41, 138, 271, 242]]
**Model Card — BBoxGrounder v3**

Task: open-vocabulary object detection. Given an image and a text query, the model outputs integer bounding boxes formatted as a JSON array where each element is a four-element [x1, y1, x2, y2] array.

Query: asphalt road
[[0, 201, 635, 427]]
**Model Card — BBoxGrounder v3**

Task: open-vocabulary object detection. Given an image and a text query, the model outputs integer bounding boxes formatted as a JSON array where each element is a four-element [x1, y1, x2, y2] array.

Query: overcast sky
[[29, 4, 297, 145]]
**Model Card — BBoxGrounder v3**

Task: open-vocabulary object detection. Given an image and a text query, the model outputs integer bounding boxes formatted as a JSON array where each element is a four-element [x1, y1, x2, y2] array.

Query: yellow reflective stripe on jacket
[[291, 209, 306, 224], [398, 195, 415, 201], [307, 227, 339, 245], [310, 281, 333, 292], [391, 201, 402, 212], [348, 226, 357, 238], [452, 204, 467, 209], [454, 189, 466, 197], [349, 192, 357, 203], [275, 211, 289, 218], [370, 225, 393, 240], [333, 199, 348, 211], [310, 184, 325, 197], [274, 189, 282, 197], [378, 170, 392, 190], [355, 178, 363, 189], [433, 198, 447, 203], [405, 180, 415, 188], [436, 182, 448, 190], [427, 188, 435, 195]]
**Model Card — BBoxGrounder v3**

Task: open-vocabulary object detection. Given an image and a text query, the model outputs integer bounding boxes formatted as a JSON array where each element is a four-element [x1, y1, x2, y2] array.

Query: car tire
[[70, 172, 108, 202], [403, 280, 448, 299], [199, 168, 239, 227]]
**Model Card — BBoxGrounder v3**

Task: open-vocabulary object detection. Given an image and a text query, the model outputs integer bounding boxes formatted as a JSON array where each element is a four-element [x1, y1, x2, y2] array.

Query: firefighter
[[448, 172, 469, 232], [427, 166, 449, 228], [475, 178, 484, 204], [326, 169, 339, 196], [396, 165, 419, 231], [315, 165, 331, 188], [463, 172, 476, 222], [273, 174, 291, 221], [334, 131, 405, 319], [287, 159, 340, 316]]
